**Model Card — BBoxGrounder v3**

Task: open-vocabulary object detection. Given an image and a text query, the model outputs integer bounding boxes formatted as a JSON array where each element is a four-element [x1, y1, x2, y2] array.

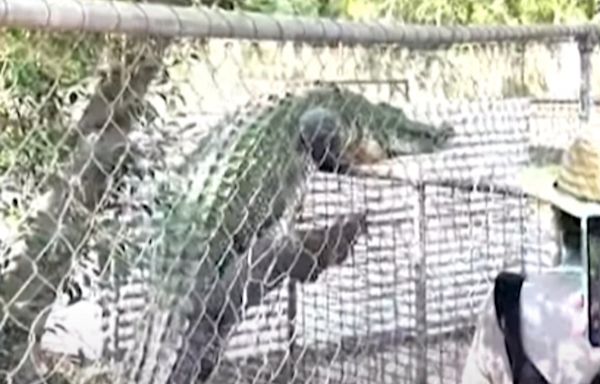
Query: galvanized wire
[[0, 1, 596, 384], [0, 0, 600, 46]]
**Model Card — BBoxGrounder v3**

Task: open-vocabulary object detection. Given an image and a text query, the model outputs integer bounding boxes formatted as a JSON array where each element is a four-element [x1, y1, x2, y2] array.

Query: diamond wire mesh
[[0, 2, 598, 384]]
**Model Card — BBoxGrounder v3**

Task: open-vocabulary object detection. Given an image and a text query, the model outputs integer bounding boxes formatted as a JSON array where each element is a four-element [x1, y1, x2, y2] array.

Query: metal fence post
[[415, 182, 428, 384], [578, 32, 595, 122], [286, 278, 298, 380]]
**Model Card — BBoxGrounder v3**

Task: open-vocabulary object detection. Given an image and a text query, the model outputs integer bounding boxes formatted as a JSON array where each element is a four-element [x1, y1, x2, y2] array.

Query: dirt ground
[[210, 333, 473, 384]]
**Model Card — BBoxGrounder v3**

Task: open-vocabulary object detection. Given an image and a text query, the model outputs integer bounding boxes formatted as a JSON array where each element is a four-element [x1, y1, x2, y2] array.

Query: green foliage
[[0, 29, 103, 175], [1, 30, 100, 94], [242, 0, 329, 16], [236, 0, 594, 24]]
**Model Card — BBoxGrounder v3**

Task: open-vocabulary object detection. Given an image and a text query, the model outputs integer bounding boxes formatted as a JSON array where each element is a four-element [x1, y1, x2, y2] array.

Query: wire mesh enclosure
[[0, 1, 598, 383]]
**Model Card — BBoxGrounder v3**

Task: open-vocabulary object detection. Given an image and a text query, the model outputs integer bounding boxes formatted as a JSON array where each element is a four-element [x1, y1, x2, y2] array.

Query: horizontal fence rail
[[0, 0, 600, 45]]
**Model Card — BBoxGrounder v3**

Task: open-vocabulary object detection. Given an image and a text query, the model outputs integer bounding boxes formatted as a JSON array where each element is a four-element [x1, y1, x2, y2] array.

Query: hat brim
[[518, 166, 600, 219]]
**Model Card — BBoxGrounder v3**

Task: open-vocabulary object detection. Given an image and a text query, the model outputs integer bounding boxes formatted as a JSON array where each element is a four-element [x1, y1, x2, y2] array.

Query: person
[[460, 124, 600, 383]]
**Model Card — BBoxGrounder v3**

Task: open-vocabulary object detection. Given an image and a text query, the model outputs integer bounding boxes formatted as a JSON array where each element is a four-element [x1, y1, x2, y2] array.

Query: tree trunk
[[0, 1, 191, 382]]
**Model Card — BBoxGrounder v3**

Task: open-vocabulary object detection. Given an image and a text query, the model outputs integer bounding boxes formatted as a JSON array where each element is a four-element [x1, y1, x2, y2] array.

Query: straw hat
[[518, 122, 600, 218]]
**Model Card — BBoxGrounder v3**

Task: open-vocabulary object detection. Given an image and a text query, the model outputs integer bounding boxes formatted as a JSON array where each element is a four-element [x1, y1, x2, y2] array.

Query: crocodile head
[[306, 84, 456, 159], [371, 101, 456, 157]]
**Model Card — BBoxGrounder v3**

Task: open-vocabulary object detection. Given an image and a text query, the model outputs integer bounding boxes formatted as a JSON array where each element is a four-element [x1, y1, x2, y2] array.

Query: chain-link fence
[[0, 1, 598, 383]]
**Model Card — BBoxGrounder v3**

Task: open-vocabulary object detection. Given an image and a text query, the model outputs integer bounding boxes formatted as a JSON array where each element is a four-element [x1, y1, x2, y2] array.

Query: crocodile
[[175, 83, 454, 274], [91, 82, 456, 383], [172, 211, 370, 383]]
